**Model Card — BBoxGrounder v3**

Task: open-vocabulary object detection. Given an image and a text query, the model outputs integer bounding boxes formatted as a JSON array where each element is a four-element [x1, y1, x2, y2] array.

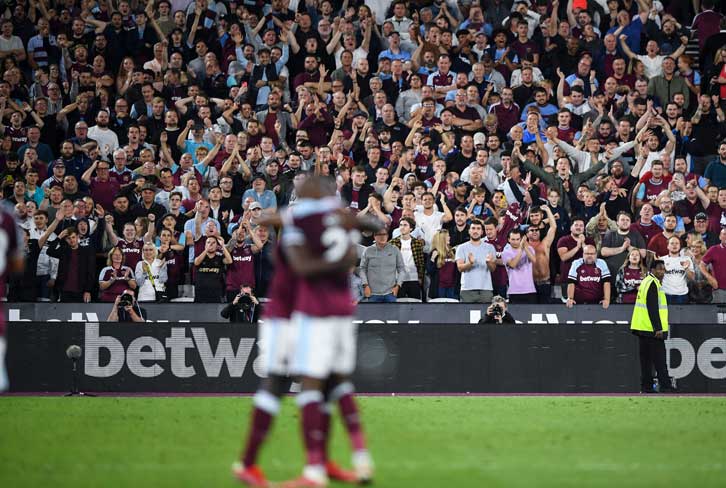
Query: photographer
[[478, 295, 516, 324], [106, 289, 146, 322], [220, 284, 260, 323]]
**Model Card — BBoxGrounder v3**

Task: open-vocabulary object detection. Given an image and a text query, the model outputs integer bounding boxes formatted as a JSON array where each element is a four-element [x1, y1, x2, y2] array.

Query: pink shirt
[[501, 244, 536, 295]]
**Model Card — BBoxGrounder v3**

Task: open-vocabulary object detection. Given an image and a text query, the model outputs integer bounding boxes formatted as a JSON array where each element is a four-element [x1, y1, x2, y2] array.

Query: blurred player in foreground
[[0, 202, 25, 391], [234, 177, 377, 487]]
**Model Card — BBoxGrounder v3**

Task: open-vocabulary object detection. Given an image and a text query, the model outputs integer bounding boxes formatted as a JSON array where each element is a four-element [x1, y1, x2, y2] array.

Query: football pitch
[[2, 396, 725, 487]]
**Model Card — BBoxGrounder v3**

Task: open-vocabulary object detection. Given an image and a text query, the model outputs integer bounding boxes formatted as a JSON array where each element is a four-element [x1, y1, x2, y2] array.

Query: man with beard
[[488, 86, 520, 135], [247, 48, 280, 110], [600, 212, 647, 281], [456, 220, 497, 303], [255, 91, 294, 148], [373, 104, 409, 144], [674, 179, 710, 231], [652, 195, 685, 235], [292, 56, 331, 94], [87, 109, 120, 161], [635, 161, 670, 211], [647, 214, 679, 258], [557, 217, 596, 296], [49, 140, 90, 184], [343, 58, 373, 101], [566, 244, 611, 308]]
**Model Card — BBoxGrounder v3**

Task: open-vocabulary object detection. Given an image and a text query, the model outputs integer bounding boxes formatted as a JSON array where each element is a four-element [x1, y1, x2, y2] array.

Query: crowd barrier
[[6, 302, 726, 324], [6, 322, 726, 393]]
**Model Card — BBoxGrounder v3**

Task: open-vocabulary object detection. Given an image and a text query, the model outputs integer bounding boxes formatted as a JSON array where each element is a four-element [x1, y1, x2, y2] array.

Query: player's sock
[[330, 381, 367, 452], [320, 402, 332, 462], [296, 390, 325, 467], [241, 390, 280, 467]]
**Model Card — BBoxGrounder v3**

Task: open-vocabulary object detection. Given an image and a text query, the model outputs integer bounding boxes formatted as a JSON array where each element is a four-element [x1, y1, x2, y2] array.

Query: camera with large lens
[[118, 293, 134, 309], [237, 293, 253, 311], [491, 304, 503, 316]]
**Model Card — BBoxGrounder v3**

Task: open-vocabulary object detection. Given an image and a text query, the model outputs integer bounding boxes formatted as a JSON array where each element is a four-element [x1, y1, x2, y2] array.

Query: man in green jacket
[[519, 156, 606, 212], [647, 57, 691, 112]]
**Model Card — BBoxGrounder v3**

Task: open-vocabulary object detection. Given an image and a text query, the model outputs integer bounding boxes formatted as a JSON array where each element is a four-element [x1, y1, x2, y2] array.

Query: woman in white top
[[135, 243, 168, 302], [660, 236, 694, 305]]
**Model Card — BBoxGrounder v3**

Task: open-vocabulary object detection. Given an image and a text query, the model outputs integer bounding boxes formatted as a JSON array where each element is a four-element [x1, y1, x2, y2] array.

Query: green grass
[[1, 396, 726, 487]]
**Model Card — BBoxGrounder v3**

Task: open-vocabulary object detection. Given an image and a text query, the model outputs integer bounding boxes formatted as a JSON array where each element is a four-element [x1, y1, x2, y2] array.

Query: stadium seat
[[396, 298, 422, 303], [428, 298, 459, 303]]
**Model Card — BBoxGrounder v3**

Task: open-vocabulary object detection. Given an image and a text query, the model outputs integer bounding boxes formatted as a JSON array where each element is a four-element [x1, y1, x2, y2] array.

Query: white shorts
[[257, 318, 296, 377], [289, 313, 357, 379]]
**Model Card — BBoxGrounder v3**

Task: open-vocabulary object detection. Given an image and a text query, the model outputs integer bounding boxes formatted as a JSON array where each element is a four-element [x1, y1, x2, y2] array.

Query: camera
[[237, 293, 254, 311], [118, 293, 134, 308], [491, 304, 503, 316]]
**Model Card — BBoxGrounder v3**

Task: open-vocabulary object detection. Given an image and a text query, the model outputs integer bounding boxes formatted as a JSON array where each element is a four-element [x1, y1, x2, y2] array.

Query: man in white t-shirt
[[0, 20, 25, 62], [414, 191, 453, 253], [87, 109, 120, 160], [619, 36, 688, 79]]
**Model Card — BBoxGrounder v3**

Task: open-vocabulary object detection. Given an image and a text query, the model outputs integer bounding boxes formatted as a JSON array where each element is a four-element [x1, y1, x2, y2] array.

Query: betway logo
[[7, 309, 192, 323], [84, 323, 257, 378], [667, 338, 726, 380]]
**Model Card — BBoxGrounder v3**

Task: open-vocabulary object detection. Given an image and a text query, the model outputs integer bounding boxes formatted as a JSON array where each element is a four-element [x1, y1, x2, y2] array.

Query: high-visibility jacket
[[630, 274, 669, 333]]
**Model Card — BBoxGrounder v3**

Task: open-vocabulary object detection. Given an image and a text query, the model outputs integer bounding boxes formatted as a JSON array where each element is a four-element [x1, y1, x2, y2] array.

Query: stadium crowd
[[4, 0, 726, 306]]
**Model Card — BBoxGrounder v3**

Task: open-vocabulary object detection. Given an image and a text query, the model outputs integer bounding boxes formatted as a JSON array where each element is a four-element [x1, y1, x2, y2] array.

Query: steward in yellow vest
[[630, 260, 675, 393]]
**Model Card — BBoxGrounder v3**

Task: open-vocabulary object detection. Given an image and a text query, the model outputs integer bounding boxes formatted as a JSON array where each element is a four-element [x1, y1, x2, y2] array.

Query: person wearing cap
[[693, 213, 719, 248], [131, 183, 166, 221], [379, 31, 411, 62], [242, 174, 277, 215], [42, 158, 66, 191], [473, 132, 487, 149], [177, 119, 214, 164]]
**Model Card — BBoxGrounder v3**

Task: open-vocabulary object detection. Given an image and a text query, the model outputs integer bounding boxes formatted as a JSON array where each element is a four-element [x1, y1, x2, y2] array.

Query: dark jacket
[[220, 298, 260, 323], [248, 63, 279, 107], [46, 238, 96, 294], [479, 311, 516, 324], [340, 182, 374, 211]]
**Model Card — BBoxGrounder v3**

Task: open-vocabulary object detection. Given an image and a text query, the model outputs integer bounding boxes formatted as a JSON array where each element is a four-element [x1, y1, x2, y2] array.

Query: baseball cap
[[453, 180, 468, 188], [249, 202, 262, 210], [473, 132, 486, 146], [141, 183, 157, 192], [695, 212, 708, 221], [352, 110, 368, 119], [252, 173, 266, 182], [133, 173, 146, 181]]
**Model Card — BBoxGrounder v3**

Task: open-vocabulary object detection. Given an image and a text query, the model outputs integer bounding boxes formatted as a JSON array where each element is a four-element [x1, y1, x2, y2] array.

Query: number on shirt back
[[321, 227, 352, 263]]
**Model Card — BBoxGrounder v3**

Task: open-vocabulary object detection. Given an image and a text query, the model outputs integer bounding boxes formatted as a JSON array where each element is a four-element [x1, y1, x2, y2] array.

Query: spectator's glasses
[[97, 166, 109, 171], [251, 208, 262, 211]]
